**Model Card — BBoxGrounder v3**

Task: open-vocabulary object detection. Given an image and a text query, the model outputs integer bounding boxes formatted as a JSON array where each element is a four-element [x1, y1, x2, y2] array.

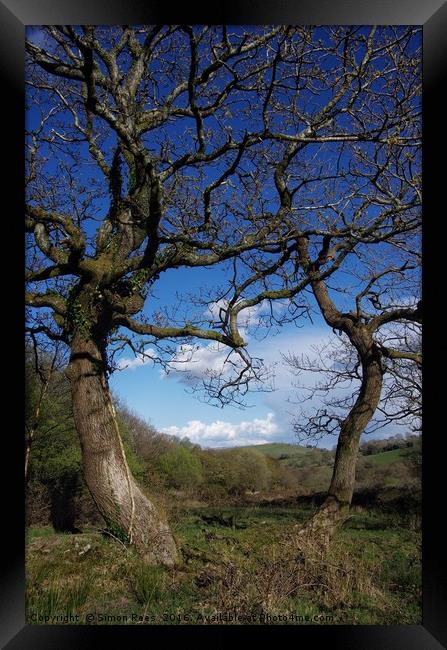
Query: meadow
[[26, 501, 421, 626]]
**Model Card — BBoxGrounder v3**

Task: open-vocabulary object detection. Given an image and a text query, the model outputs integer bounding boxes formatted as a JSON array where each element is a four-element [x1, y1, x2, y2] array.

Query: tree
[[284, 304, 421, 539], [25, 342, 147, 531], [25, 25, 294, 563], [25, 340, 67, 482], [25, 25, 421, 558], [25, 343, 84, 531]]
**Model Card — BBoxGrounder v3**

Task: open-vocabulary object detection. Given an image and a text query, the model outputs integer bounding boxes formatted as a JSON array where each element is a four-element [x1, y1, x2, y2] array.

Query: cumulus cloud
[[117, 347, 157, 370], [162, 412, 279, 447], [162, 341, 242, 385], [161, 300, 293, 385]]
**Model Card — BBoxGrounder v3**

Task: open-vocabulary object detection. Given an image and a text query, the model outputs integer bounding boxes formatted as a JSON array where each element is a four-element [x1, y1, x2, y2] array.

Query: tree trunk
[[299, 350, 383, 544], [65, 334, 178, 565]]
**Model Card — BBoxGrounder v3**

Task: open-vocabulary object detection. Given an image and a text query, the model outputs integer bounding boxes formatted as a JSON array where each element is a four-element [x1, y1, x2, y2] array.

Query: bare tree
[[26, 25, 421, 560], [282, 297, 421, 541], [285, 321, 421, 444]]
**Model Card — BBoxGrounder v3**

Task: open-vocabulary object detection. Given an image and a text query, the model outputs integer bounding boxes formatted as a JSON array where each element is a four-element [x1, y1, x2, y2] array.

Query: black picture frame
[[2, 1, 445, 647]]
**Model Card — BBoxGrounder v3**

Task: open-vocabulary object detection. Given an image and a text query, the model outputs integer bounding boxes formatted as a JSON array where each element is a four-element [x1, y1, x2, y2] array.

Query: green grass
[[363, 449, 406, 465], [240, 443, 311, 458], [240, 443, 411, 471], [26, 526, 56, 541], [237, 443, 335, 477], [26, 504, 421, 626]]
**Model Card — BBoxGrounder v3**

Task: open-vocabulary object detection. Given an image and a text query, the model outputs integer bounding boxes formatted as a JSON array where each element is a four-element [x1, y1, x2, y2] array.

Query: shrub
[[158, 445, 204, 490]]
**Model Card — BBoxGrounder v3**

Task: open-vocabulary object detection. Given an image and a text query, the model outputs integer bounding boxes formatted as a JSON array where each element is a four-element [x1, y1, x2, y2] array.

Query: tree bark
[[65, 334, 178, 565], [299, 347, 384, 544]]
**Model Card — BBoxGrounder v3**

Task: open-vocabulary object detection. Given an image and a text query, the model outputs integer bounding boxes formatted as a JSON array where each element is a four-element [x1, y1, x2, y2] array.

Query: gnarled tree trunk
[[65, 334, 178, 565], [299, 346, 384, 545]]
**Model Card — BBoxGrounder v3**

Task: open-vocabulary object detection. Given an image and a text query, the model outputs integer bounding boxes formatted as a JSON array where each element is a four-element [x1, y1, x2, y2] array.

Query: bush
[[222, 449, 272, 495], [158, 445, 204, 490]]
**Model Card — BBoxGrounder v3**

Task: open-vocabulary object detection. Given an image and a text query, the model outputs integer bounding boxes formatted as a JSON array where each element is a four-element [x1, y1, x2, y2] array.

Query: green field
[[26, 504, 421, 626], [239, 443, 407, 468], [363, 448, 407, 465], [238, 443, 314, 459], [240, 442, 329, 458]]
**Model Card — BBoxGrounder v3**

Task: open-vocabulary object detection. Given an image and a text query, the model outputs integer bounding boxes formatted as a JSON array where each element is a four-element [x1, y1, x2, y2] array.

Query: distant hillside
[[236, 438, 419, 468], [234, 439, 420, 495], [237, 442, 333, 464], [238, 442, 309, 458], [363, 448, 407, 466]]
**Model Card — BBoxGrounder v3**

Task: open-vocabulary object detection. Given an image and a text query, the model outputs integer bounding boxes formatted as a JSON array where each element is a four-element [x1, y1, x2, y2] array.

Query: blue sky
[[109, 296, 333, 448], [26, 26, 421, 449], [107, 255, 405, 449]]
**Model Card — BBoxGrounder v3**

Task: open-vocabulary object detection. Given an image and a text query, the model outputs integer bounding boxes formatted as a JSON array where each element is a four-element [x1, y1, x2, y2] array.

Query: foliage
[[360, 434, 420, 456], [223, 448, 272, 494], [158, 445, 204, 490], [26, 353, 144, 529]]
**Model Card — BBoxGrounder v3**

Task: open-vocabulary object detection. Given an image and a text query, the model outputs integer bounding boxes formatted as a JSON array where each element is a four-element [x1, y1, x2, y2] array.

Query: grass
[[26, 504, 421, 626], [363, 449, 406, 465], [238, 442, 411, 470], [26, 526, 56, 541], [239, 443, 313, 458], [237, 442, 334, 468]]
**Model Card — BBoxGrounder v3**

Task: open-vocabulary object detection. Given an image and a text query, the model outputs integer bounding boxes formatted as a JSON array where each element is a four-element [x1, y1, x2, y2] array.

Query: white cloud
[[162, 341, 240, 383], [117, 347, 157, 370], [162, 412, 279, 447], [162, 300, 298, 385]]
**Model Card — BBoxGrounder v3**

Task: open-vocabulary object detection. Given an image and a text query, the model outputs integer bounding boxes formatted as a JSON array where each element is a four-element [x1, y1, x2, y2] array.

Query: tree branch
[[113, 314, 245, 348], [25, 291, 67, 315]]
